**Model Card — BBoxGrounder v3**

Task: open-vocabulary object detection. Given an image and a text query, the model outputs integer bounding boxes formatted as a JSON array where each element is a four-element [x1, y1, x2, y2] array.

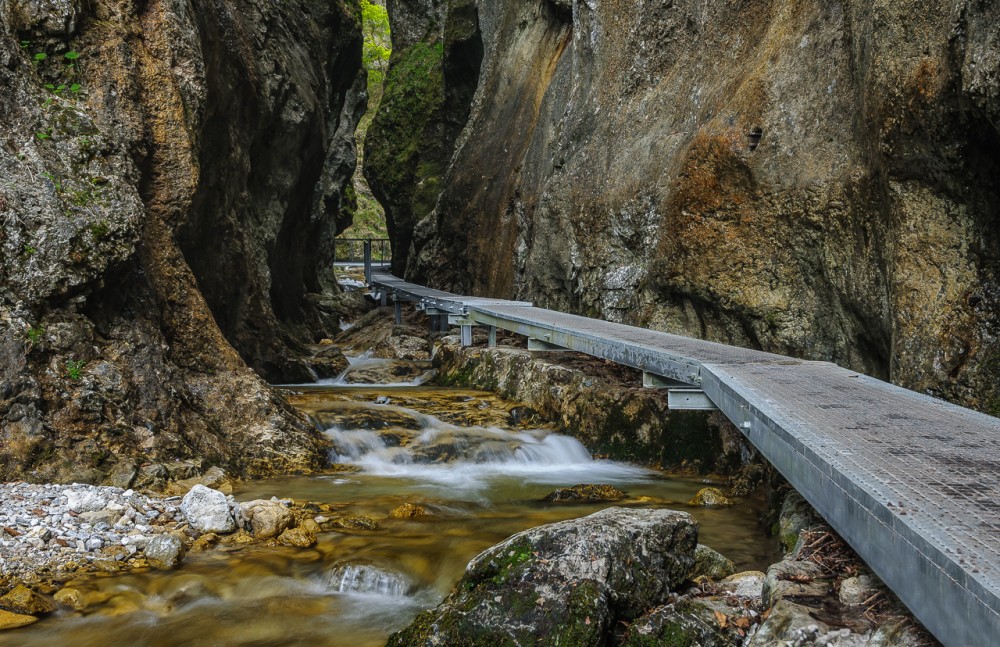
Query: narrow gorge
[[1, 0, 998, 645]]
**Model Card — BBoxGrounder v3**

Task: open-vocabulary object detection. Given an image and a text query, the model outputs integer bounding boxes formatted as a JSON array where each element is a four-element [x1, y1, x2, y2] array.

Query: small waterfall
[[326, 565, 410, 597], [316, 354, 436, 387], [324, 402, 651, 487]]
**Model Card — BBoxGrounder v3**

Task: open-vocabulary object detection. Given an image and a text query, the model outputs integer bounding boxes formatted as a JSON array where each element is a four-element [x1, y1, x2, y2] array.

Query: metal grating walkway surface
[[370, 273, 1000, 647]]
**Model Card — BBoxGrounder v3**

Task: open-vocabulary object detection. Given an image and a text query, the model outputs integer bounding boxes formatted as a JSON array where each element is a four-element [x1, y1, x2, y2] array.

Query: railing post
[[364, 239, 373, 284]]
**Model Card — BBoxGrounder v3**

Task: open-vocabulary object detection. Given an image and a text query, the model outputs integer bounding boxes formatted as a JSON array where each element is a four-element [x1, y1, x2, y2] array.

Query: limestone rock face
[[0, 0, 361, 482], [365, 0, 483, 274], [385, 0, 1000, 413], [387, 507, 698, 646]]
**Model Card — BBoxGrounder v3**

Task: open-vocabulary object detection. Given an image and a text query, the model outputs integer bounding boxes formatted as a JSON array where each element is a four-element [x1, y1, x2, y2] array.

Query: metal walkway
[[371, 271, 1000, 647]]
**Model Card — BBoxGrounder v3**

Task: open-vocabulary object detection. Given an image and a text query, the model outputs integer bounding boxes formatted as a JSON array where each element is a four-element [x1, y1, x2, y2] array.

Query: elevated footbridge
[[371, 270, 1000, 647]]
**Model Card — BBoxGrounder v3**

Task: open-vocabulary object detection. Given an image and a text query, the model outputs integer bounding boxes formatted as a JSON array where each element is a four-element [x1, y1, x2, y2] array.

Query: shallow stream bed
[[6, 384, 780, 647]]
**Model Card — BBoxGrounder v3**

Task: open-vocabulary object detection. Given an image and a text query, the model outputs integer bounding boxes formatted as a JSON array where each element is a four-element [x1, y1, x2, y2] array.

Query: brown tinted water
[[6, 385, 780, 647]]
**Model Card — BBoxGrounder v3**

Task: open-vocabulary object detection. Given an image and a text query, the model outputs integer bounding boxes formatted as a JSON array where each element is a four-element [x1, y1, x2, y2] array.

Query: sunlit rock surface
[[0, 0, 362, 481], [377, 0, 1000, 413]]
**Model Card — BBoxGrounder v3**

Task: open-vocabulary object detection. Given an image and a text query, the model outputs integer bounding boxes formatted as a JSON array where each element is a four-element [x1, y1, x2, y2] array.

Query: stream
[[6, 375, 780, 647]]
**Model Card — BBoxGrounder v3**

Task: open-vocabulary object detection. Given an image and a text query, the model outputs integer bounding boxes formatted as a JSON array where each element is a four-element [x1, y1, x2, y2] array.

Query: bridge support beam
[[488, 326, 497, 348], [394, 300, 402, 324], [528, 338, 568, 351], [642, 371, 691, 389], [461, 325, 473, 347], [666, 388, 719, 411]]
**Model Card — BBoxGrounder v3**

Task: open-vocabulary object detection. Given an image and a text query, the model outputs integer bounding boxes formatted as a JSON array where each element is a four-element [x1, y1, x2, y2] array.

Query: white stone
[[180, 485, 235, 533], [63, 489, 107, 513]]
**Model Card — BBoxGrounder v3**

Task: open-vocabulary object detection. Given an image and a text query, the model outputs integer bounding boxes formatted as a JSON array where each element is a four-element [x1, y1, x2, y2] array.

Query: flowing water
[[6, 382, 781, 647]]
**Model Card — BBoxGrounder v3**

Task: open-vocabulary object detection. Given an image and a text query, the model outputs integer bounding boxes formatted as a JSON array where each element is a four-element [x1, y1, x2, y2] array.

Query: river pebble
[[0, 482, 189, 580]]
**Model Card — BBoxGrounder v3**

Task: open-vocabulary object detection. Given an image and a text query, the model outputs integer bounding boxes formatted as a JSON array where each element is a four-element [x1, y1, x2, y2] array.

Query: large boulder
[[180, 485, 235, 534], [388, 507, 698, 646], [238, 500, 295, 540]]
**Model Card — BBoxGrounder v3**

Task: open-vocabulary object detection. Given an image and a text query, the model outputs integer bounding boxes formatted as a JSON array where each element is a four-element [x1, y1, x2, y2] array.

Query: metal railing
[[333, 238, 391, 284], [333, 238, 391, 264]]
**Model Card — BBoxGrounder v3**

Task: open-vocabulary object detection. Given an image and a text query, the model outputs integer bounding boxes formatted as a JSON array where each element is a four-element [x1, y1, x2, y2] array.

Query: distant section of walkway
[[371, 271, 1000, 647]]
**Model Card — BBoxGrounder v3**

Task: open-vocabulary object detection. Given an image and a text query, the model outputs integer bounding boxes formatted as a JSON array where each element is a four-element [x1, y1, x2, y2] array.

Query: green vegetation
[[364, 39, 446, 223], [361, 0, 391, 99], [339, 0, 391, 241], [65, 359, 86, 380], [26, 326, 44, 345]]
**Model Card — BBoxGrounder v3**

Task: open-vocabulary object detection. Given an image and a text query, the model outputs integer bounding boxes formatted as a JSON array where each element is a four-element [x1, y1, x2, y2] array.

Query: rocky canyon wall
[[0, 0, 363, 482], [380, 0, 1000, 413]]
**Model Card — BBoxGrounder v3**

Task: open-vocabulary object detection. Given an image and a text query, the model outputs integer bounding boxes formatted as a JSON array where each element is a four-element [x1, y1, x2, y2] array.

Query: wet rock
[[622, 597, 748, 647], [433, 343, 752, 474], [53, 587, 85, 611], [278, 527, 317, 548], [388, 507, 697, 646], [300, 519, 322, 535], [543, 484, 626, 503], [239, 500, 295, 540], [691, 544, 737, 581], [144, 534, 185, 570], [507, 405, 540, 426], [180, 485, 236, 534], [389, 503, 428, 519], [0, 608, 38, 630], [373, 335, 431, 361], [309, 346, 351, 380], [190, 533, 220, 552], [0, 585, 56, 615], [777, 492, 820, 553], [330, 515, 379, 531], [341, 360, 434, 385], [689, 487, 733, 507]]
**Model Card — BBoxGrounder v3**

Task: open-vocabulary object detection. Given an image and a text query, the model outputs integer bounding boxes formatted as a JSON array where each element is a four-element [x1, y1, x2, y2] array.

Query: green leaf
[[64, 51, 80, 60], [44, 84, 55, 90], [34, 52, 47, 61], [70, 83, 82, 93]]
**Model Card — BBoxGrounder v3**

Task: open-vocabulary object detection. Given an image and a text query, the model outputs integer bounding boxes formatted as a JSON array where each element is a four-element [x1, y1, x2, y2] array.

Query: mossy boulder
[[389, 503, 428, 519], [387, 507, 698, 646], [622, 597, 748, 647], [690, 544, 737, 581], [543, 483, 627, 503], [689, 487, 733, 507]]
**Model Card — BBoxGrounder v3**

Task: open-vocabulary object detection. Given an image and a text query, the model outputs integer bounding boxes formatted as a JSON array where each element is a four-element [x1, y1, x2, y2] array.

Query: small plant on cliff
[[26, 325, 44, 345], [66, 358, 86, 380]]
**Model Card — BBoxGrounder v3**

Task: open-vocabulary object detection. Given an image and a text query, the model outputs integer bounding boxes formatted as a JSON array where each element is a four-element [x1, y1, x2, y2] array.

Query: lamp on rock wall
[[748, 127, 764, 151]]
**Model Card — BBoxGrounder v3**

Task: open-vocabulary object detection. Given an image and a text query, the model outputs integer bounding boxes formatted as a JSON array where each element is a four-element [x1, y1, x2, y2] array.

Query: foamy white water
[[325, 402, 652, 490]]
